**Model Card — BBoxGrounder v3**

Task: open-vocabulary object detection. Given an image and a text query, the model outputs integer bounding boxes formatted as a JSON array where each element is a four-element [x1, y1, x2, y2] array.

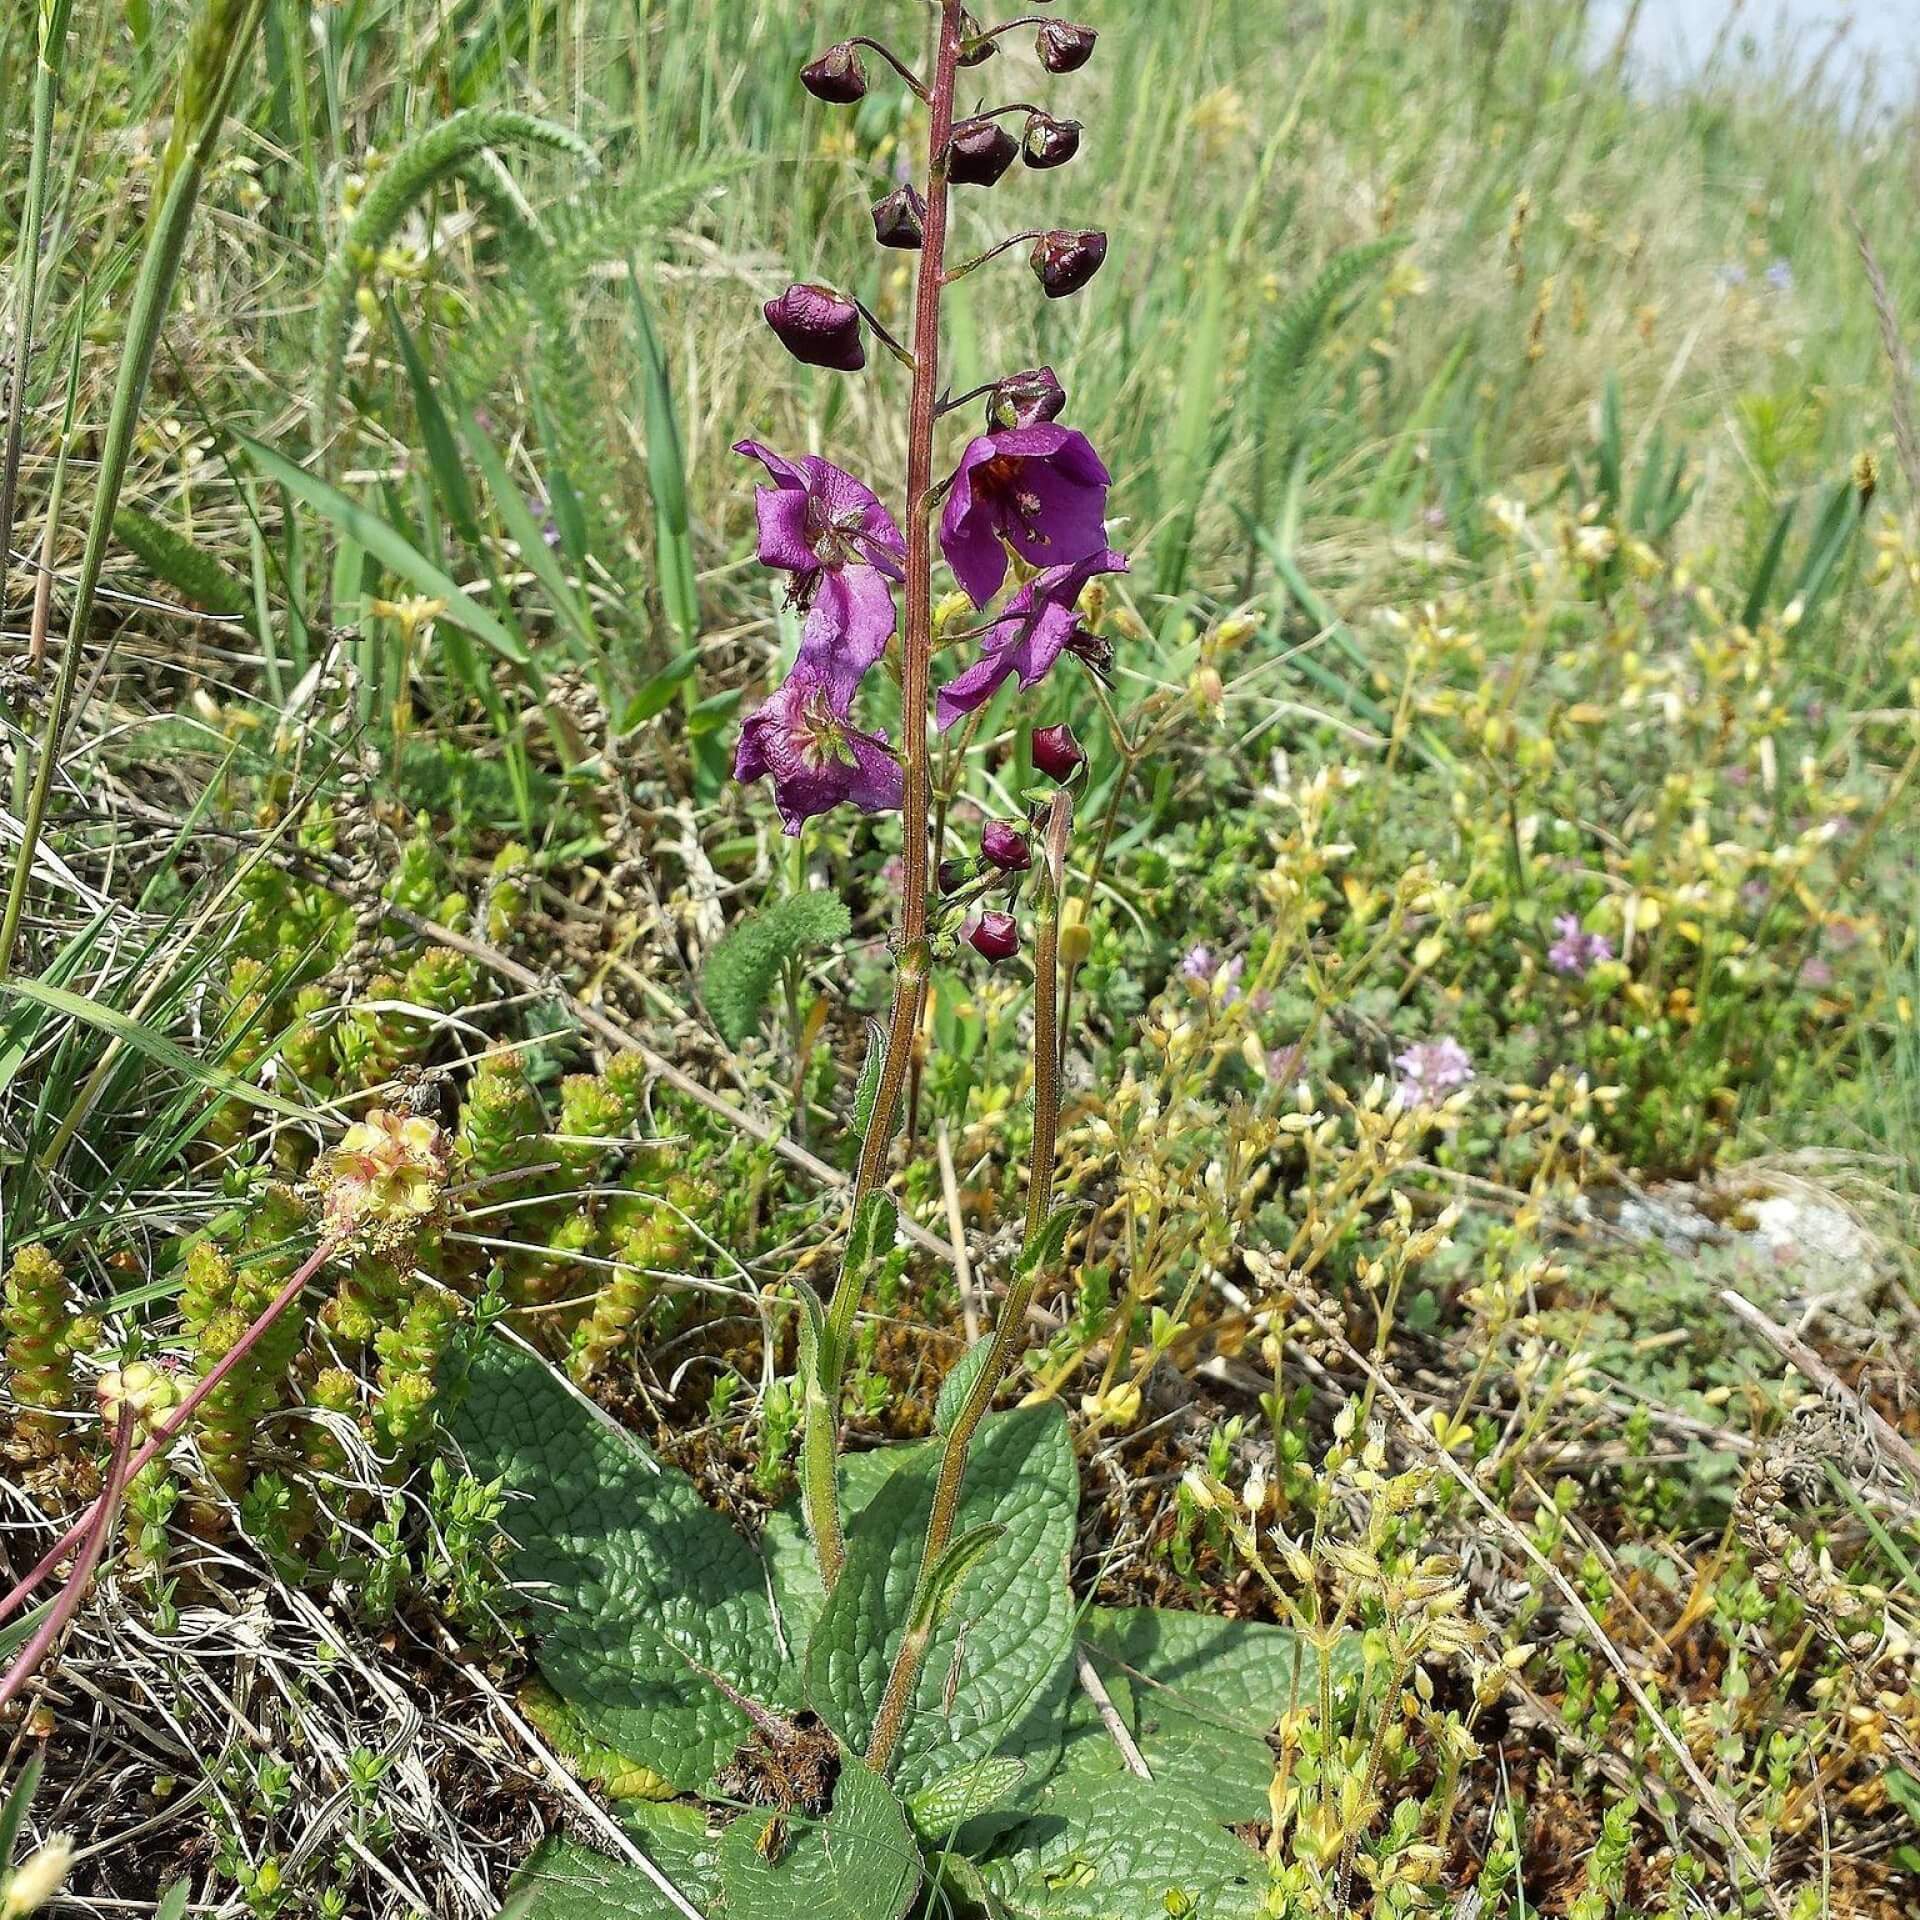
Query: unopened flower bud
[[970, 910, 1020, 961], [981, 821, 1031, 871], [1032, 228, 1108, 299], [1037, 21, 1098, 72], [988, 366, 1067, 430], [763, 283, 866, 372], [938, 857, 973, 894], [1031, 722, 1086, 782], [801, 42, 867, 103], [948, 117, 1019, 188], [871, 183, 927, 250], [1023, 112, 1082, 170]]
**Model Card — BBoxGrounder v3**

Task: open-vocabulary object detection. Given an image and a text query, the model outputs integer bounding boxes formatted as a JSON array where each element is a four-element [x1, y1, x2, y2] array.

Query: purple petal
[[935, 651, 1018, 730], [795, 563, 899, 696]]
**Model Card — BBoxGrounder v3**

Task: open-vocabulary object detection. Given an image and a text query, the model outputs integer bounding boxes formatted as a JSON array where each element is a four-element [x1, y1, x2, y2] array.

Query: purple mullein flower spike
[[935, 548, 1128, 729], [734, 663, 903, 835], [938, 424, 1112, 606], [735, 442, 906, 687]]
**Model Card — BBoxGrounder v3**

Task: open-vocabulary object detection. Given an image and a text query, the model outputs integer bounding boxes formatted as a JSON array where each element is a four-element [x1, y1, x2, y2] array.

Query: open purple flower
[[1394, 1037, 1474, 1108], [1547, 914, 1614, 978], [734, 662, 903, 836], [736, 441, 906, 687], [935, 548, 1127, 729], [938, 424, 1111, 606]]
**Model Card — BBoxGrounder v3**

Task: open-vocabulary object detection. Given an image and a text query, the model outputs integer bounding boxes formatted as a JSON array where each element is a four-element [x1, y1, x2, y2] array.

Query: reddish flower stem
[[0, 1413, 133, 1711], [0, 1239, 330, 1633]]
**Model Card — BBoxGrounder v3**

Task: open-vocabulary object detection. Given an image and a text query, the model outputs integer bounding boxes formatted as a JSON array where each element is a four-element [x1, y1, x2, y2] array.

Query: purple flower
[[1394, 1037, 1474, 1108], [734, 663, 903, 835], [935, 548, 1128, 728], [736, 442, 906, 690], [1265, 1042, 1305, 1085], [1547, 914, 1613, 978], [939, 424, 1111, 606], [1031, 723, 1086, 783], [1765, 258, 1795, 295], [1180, 944, 1217, 983]]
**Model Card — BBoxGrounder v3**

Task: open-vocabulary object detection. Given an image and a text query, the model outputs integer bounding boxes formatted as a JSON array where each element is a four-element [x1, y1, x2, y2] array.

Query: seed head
[[763, 283, 866, 372], [801, 42, 867, 103], [1031, 228, 1108, 299]]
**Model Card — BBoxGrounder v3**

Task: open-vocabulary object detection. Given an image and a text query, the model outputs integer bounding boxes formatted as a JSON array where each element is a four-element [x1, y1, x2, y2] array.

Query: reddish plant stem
[[0, 1239, 329, 1631], [0, 1415, 134, 1710], [806, 0, 966, 1590]]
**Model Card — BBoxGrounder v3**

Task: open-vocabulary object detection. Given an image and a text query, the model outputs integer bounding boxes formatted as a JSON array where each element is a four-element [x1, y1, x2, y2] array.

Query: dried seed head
[[1037, 21, 1098, 72], [948, 116, 1020, 187], [1031, 228, 1108, 298], [969, 910, 1020, 961], [1022, 112, 1083, 170], [801, 42, 867, 103], [762, 283, 866, 371], [871, 183, 927, 250]]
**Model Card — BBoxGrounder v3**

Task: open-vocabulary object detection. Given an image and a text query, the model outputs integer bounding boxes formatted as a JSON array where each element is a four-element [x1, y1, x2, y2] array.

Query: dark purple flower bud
[[1031, 229, 1108, 299], [988, 367, 1068, 431], [948, 117, 1019, 188], [801, 42, 868, 103], [1022, 113, 1082, 170], [1031, 723, 1086, 783], [1037, 22, 1098, 72], [763, 283, 866, 372], [970, 911, 1020, 961], [938, 857, 973, 894], [981, 821, 1032, 872], [957, 16, 997, 68], [871, 183, 927, 251]]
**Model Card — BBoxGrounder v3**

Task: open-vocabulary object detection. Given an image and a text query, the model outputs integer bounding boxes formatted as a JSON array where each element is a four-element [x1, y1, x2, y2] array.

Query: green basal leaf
[[717, 1755, 921, 1920], [1072, 1605, 1361, 1822], [502, 1803, 718, 1920], [451, 1340, 798, 1791], [803, 1405, 1078, 1797], [977, 1772, 1267, 1919]]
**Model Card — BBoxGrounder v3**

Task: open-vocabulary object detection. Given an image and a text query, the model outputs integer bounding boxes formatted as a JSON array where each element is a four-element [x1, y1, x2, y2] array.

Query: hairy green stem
[[799, 0, 966, 1592], [0, 0, 266, 978], [865, 793, 1073, 1778]]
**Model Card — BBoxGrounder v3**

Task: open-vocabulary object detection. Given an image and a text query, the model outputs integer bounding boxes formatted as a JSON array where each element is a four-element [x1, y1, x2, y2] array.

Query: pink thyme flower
[[734, 663, 903, 835], [1547, 914, 1614, 978], [735, 442, 906, 690], [938, 422, 1112, 606], [1394, 1037, 1474, 1107], [934, 548, 1128, 728]]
